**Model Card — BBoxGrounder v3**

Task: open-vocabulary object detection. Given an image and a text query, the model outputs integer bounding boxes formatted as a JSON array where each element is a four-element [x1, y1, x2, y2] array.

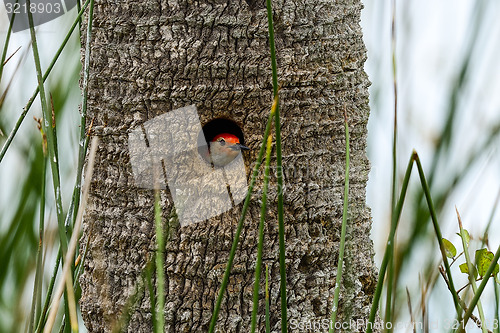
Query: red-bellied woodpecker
[[208, 133, 249, 167]]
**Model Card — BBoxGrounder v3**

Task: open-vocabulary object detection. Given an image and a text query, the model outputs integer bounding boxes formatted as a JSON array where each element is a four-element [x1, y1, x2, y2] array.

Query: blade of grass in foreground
[[385, 0, 398, 329], [43, 137, 99, 333], [251, 134, 273, 333], [29, 135, 47, 333], [72, 0, 95, 226], [35, 251, 61, 333], [414, 153, 461, 316], [113, 206, 177, 332], [24, 11, 77, 332], [456, 208, 487, 333], [25, 10, 73, 329], [368, 151, 463, 333], [65, 1, 95, 315], [367, 153, 415, 333], [328, 108, 350, 332], [32, 2, 94, 330], [265, 0, 287, 329], [27, 0, 74, 256], [265, 264, 270, 333], [494, 282, 500, 333], [154, 188, 165, 333], [208, 97, 277, 333]]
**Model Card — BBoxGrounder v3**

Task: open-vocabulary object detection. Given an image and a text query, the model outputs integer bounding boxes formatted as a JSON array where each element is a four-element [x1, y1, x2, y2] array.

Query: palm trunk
[[80, 0, 377, 331]]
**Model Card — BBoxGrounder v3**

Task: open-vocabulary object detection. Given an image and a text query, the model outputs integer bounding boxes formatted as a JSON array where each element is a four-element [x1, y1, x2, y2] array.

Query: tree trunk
[[80, 0, 377, 331]]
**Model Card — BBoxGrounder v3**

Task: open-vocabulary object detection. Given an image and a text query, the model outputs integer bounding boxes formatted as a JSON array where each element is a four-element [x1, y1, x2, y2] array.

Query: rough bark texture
[[80, 0, 377, 332]]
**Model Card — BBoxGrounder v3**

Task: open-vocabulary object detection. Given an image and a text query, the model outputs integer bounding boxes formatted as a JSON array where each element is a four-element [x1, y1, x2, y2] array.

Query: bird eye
[[218, 138, 226, 146]]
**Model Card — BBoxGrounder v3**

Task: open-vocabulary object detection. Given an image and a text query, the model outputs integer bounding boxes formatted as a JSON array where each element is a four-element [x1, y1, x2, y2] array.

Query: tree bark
[[80, 0, 377, 332]]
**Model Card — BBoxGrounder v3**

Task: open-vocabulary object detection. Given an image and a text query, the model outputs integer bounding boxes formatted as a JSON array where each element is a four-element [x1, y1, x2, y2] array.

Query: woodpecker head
[[208, 133, 249, 167]]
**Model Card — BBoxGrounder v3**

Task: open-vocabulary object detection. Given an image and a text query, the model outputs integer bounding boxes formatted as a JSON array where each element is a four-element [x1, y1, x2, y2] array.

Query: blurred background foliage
[[0, 9, 82, 331], [364, 0, 500, 329], [0, 0, 499, 332]]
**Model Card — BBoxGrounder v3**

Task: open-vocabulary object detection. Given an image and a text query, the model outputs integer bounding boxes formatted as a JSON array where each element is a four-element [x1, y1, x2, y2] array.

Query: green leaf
[[442, 238, 457, 258], [475, 248, 494, 278], [459, 262, 478, 279]]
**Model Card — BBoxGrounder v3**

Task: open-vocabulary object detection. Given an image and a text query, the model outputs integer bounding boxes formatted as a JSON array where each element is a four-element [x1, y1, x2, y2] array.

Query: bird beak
[[232, 143, 250, 151]]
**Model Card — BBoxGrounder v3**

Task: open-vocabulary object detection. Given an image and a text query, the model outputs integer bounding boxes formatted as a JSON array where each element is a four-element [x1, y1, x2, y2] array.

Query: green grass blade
[[265, 0, 287, 330], [328, 110, 350, 331], [25, 12, 72, 329], [42, 137, 98, 333], [265, 264, 270, 333], [64, 273, 79, 332], [251, 134, 273, 333], [154, 189, 165, 333], [367, 152, 416, 333], [494, 281, 500, 333], [456, 209, 487, 333], [36, 250, 62, 333], [76, 0, 83, 31], [73, 230, 91, 299], [64, 3, 94, 321], [386, 0, 398, 328], [24, 14, 74, 332], [0, 0, 91, 164], [27, 0, 68, 256], [414, 153, 461, 318], [72, 0, 94, 226], [29, 150, 47, 333], [208, 98, 276, 333]]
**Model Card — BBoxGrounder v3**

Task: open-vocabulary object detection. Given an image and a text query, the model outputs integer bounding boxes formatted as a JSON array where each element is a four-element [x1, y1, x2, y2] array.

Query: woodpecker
[[207, 133, 249, 167]]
